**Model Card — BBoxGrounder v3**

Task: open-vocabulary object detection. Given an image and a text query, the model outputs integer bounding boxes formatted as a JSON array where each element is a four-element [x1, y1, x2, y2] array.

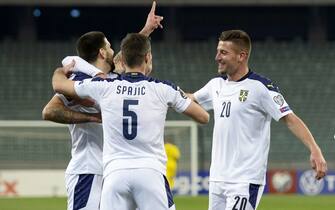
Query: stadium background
[[0, 0, 334, 209]]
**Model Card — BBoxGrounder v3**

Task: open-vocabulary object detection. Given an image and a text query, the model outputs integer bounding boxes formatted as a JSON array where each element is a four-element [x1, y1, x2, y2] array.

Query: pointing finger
[[150, 1, 156, 14]]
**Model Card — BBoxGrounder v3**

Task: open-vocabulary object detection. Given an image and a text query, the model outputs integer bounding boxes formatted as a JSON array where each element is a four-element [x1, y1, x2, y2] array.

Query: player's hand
[[62, 60, 75, 78], [69, 98, 96, 107], [141, 1, 164, 36], [95, 72, 108, 79], [310, 149, 327, 180], [88, 112, 102, 123], [149, 1, 164, 29]]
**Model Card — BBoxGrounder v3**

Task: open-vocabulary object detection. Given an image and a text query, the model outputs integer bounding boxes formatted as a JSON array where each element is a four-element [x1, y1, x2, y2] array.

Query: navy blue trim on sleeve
[[91, 77, 106, 82], [248, 72, 281, 93], [72, 72, 92, 81], [146, 77, 177, 90], [121, 72, 178, 90]]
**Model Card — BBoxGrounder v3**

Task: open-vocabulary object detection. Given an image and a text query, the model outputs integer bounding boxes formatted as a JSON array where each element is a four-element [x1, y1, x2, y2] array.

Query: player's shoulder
[[71, 72, 92, 81], [90, 76, 120, 83], [204, 75, 228, 86], [145, 76, 178, 90], [247, 71, 280, 93], [120, 72, 178, 90], [71, 72, 119, 84], [107, 71, 121, 79]]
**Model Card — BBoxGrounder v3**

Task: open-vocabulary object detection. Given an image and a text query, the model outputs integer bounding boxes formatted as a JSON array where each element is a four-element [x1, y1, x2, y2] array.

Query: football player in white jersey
[[51, 33, 209, 210], [188, 30, 327, 210], [43, 31, 118, 210], [42, 2, 164, 210]]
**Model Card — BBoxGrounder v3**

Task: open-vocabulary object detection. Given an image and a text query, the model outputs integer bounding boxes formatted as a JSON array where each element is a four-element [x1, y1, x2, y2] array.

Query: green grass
[[0, 195, 334, 210]]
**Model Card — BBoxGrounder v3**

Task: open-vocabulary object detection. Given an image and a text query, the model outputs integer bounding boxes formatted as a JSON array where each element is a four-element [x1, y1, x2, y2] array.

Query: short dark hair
[[120, 33, 151, 68], [76, 31, 106, 63], [219, 30, 251, 54]]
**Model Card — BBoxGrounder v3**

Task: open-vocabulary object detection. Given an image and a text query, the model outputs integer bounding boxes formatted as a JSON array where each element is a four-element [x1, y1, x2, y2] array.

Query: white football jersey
[[194, 71, 292, 185], [74, 72, 191, 178], [59, 72, 119, 175]]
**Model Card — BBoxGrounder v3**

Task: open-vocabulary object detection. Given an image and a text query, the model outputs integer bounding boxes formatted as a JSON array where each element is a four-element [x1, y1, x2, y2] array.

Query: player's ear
[[144, 52, 149, 64], [120, 52, 126, 67], [145, 52, 152, 63], [99, 48, 106, 59], [239, 51, 248, 62]]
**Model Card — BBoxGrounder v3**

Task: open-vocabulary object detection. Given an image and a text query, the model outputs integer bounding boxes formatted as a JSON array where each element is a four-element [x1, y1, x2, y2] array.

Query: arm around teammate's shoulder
[[182, 101, 209, 124], [186, 93, 197, 102], [42, 95, 101, 124], [52, 65, 78, 99]]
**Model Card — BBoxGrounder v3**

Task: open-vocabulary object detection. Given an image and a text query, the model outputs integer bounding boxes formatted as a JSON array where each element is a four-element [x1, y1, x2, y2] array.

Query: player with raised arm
[[52, 33, 209, 210], [188, 30, 327, 210], [42, 2, 163, 210]]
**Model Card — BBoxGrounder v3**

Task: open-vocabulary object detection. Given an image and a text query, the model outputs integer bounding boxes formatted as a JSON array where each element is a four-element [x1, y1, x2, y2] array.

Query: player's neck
[[227, 65, 249, 81], [125, 63, 147, 75], [92, 60, 111, 74]]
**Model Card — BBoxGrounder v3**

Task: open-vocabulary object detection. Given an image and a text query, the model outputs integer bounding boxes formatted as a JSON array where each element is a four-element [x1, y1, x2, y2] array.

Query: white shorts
[[65, 174, 103, 210], [208, 181, 264, 210], [100, 168, 176, 210]]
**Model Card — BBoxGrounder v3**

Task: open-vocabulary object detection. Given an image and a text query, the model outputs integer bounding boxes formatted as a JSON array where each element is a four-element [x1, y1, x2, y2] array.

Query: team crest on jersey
[[239, 90, 249, 102], [273, 94, 284, 106]]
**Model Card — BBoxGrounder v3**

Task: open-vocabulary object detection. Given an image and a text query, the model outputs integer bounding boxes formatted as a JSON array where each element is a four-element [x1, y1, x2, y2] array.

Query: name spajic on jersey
[[116, 85, 146, 96]]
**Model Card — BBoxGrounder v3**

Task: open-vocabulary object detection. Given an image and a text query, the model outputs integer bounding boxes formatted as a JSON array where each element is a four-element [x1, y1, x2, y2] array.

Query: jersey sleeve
[[55, 93, 69, 105], [164, 85, 191, 113], [74, 78, 109, 104], [57, 73, 92, 106], [261, 84, 293, 121], [193, 79, 214, 110], [62, 56, 103, 77]]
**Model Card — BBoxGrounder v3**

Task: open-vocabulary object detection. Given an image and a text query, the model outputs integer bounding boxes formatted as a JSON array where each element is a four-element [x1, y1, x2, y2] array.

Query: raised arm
[[281, 113, 327, 180], [139, 1, 164, 37], [113, 51, 124, 74], [182, 101, 209, 124], [42, 95, 101, 124]]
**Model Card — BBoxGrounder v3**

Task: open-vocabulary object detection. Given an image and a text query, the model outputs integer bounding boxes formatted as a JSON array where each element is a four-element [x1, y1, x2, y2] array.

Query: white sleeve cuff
[[175, 98, 192, 113], [62, 56, 103, 77]]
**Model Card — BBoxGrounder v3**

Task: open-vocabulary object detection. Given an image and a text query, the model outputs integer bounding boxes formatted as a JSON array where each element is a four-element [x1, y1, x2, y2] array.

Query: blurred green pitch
[[0, 195, 334, 210]]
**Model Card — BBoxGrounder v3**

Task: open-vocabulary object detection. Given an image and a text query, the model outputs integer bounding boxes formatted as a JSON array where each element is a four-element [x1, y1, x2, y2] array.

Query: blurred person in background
[[42, 2, 163, 210], [188, 29, 327, 210], [164, 138, 180, 190]]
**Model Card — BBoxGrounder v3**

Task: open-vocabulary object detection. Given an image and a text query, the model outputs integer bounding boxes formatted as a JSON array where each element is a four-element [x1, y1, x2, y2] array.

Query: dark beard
[[110, 62, 115, 72], [106, 57, 114, 72]]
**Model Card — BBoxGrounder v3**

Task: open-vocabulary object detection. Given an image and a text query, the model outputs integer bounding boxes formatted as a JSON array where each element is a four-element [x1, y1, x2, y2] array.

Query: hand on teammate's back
[[88, 112, 102, 123]]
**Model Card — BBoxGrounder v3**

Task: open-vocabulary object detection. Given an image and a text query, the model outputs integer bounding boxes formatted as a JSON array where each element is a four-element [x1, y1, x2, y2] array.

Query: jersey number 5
[[123, 99, 138, 140]]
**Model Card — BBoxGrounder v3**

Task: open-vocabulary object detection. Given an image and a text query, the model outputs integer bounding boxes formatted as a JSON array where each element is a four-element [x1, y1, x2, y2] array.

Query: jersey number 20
[[220, 101, 231, 118], [123, 99, 138, 140]]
